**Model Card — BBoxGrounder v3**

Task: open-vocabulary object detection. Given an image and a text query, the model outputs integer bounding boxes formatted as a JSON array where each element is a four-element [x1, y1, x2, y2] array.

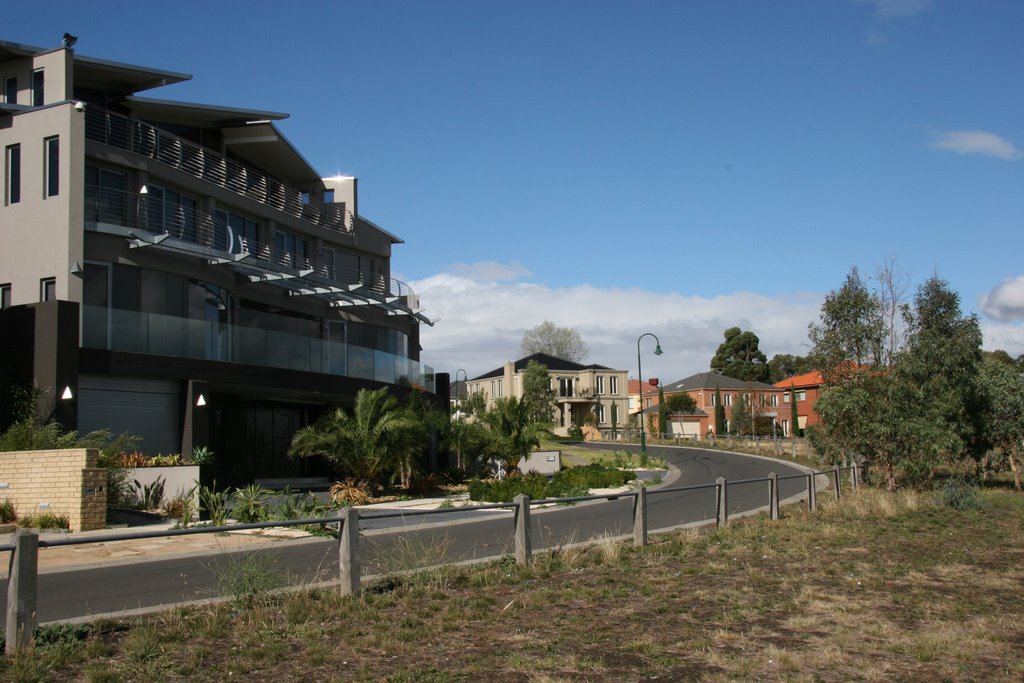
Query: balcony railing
[[81, 305, 435, 392], [83, 184, 422, 300], [83, 106, 353, 235]]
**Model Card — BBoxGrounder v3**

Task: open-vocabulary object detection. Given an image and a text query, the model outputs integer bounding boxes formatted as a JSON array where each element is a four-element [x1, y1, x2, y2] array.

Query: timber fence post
[[851, 463, 859, 492], [514, 493, 532, 565], [769, 472, 779, 521], [807, 472, 817, 512], [339, 506, 361, 596], [633, 487, 648, 547], [716, 477, 728, 527], [833, 465, 841, 499], [6, 529, 38, 655]]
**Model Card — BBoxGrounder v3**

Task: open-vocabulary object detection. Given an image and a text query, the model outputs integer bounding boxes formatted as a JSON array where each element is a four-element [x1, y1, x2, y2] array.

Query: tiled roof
[[471, 353, 617, 381], [774, 370, 823, 389], [661, 371, 779, 393]]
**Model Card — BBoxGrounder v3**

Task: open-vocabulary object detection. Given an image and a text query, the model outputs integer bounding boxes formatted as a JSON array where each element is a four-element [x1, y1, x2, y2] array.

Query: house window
[[85, 165, 126, 224], [596, 404, 606, 424], [795, 390, 807, 401], [723, 393, 733, 407], [32, 70, 44, 106], [558, 377, 573, 397], [214, 209, 259, 254], [3, 76, 15, 104], [783, 393, 790, 403], [1, 284, 11, 309], [491, 380, 502, 398], [5, 144, 20, 205], [40, 277, 56, 302], [148, 184, 197, 241], [44, 136, 59, 198], [272, 229, 308, 268], [609, 376, 618, 395], [781, 419, 790, 437], [595, 375, 604, 395], [770, 394, 779, 407]]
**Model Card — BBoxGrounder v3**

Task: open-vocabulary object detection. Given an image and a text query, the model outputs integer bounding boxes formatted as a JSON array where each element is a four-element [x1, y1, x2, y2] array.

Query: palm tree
[[288, 387, 425, 489], [481, 396, 549, 471]]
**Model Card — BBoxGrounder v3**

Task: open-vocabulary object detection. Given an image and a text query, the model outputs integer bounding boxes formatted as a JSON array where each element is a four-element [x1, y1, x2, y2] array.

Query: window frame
[[32, 69, 44, 106], [0, 283, 11, 309], [44, 136, 59, 198], [5, 143, 20, 205], [609, 376, 618, 395], [40, 277, 56, 302], [3, 76, 16, 104]]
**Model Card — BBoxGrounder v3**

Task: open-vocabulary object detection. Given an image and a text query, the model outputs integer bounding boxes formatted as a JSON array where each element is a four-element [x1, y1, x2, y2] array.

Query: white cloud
[[931, 130, 1024, 161], [411, 265, 822, 381], [863, 0, 932, 20], [981, 321, 1024, 358], [981, 276, 1024, 321], [445, 261, 532, 283]]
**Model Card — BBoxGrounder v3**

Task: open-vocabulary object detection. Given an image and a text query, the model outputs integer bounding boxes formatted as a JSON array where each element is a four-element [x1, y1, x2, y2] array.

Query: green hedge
[[468, 463, 636, 502]]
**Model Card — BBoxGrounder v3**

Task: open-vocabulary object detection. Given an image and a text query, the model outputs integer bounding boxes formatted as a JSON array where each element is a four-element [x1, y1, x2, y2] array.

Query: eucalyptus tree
[[978, 357, 1024, 490]]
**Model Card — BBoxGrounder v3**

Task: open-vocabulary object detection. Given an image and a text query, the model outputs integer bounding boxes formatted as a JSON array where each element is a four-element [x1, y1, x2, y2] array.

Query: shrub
[[566, 425, 584, 440], [232, 483, 270, 523], [0, 498, 16, 523], [19, 511, 70, 529], [468, 463, 637, 502], [329, 479, 372, 506], [935, 477, 983, 511], [190, 446, 216, 466]]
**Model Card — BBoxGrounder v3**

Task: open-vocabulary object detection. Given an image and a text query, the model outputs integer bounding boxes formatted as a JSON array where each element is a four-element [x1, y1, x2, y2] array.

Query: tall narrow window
[[0, 284, 11, 309], [32, 70, 44, 106], [40, 277, 56, 302], [609, 376, 618, 395], [44, 136, 59, 197], [4, 144, 19, 205], [3, 76, 16, 104], [595, 376, 604, 395]]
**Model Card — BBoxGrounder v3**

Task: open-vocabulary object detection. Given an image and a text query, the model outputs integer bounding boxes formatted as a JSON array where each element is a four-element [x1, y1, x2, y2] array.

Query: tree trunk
[[885, 461, 897, 491], [1009, 452, 1022, 492]]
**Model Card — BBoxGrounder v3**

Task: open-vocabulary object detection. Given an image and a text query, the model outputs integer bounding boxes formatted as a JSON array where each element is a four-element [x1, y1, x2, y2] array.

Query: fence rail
[[3, 463, 860, 654]]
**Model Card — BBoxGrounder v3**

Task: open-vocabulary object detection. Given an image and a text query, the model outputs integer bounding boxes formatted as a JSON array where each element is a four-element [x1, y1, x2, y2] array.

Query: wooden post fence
[[6, 529, 38, 655], [769, 472, 779, 521], [514, 493, 532, 565], [716, 477, 728, 527], [339, 506, 361, 596], [633, 487, 648, 547]]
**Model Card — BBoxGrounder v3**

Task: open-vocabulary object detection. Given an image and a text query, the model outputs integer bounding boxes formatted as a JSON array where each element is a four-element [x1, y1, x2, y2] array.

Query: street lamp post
[[637, 333, 663, 465]]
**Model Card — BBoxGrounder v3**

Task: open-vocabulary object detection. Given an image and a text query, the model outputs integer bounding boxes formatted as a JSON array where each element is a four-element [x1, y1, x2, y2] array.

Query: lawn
[[5, 486, 1024, 682]]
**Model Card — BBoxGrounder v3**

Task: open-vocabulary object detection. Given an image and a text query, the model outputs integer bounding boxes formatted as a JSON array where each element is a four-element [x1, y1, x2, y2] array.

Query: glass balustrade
[[81, 305, 434, 391]]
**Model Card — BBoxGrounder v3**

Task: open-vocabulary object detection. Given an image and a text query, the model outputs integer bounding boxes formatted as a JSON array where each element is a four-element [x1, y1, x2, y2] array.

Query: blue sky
[[8, 0, 1024, 379]]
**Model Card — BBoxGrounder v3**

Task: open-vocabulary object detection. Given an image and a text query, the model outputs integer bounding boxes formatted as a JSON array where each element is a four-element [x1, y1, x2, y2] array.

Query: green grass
[[4, 487, 1024, 681]]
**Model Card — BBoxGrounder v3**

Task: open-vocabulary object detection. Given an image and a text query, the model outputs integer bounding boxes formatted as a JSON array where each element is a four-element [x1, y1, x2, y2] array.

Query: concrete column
[[514, 494, 532, 565], [633, 487, 648, 547], [6, 529, 39, 655], [338, 506, 360, 596], [716, 477, 728, 527], [769, 472, 779, 521]]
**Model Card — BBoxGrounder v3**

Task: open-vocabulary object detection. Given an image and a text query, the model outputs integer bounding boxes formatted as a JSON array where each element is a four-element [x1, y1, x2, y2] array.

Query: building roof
[[774, 370, 824, 389], [471, 352, 616, 381], [661, 371, 778, 394]]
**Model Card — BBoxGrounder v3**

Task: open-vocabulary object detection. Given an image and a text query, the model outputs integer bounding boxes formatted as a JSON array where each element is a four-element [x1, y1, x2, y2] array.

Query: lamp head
[[654, 344, 663, 356]]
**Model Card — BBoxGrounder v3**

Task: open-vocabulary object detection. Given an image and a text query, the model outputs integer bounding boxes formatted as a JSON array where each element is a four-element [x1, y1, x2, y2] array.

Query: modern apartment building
[[467, 353, 629, 437], [0, 39, 436, 485]]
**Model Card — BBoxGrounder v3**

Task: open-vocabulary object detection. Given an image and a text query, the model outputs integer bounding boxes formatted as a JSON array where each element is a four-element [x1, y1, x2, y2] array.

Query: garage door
[[77, 376, 181, 455]]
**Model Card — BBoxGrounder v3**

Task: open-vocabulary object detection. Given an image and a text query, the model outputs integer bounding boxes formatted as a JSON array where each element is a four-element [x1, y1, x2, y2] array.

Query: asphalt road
[[3, 444, 810, 623]]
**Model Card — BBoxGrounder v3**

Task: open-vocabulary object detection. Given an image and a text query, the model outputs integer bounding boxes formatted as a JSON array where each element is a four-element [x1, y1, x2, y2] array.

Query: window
[[595, 375, 604, 395], [3, 76, 15, 104], [40, 277, 56, 302], [609, 376, 618, 395], [795, 390, 807, 401], [770, 394, 779, 407], [596, 404, 606, 424], [44, 136, 59, 197], [32, 70, 43, 106], [490, 380, 502, 398], [214, 209, 259, 254], [783, 393, 790, 403], [723, 393, 733, 407], [272, 229, 308, 268], [710, 393, 717, 407], [0, 284, 10, 309], [148, 184, 197, 240], [781, 419, 790, 437], [5, 144, 20, 205], [558, 377, 574, 397], [85, 165, 126, 224]]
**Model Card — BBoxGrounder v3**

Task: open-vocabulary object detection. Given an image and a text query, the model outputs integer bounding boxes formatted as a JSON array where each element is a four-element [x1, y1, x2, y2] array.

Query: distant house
[[449, 380, 467, 415], [627, 378, 661, 416], [467, 353, 629, 437], [773, 370, 824, 435], [660, 371, 784, 438]]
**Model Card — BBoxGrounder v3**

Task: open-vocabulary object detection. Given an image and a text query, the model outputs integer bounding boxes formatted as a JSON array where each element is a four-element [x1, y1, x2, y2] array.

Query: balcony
[[84, 184, 429, 322], [81, 305, 435, 391], [83, 106, 352, 235]]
